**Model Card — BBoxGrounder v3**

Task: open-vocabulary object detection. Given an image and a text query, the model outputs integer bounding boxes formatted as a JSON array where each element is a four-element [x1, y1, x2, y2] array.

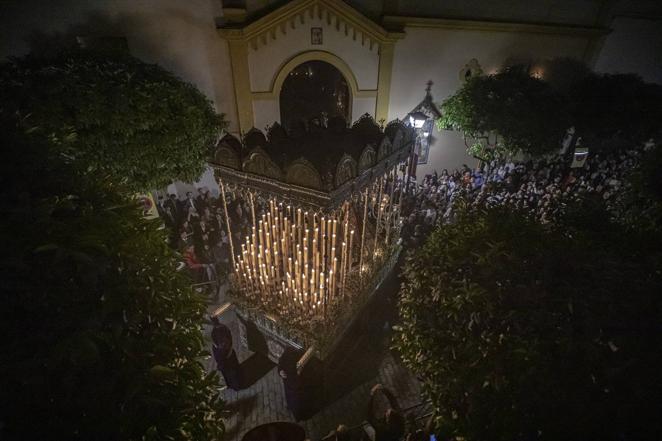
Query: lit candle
[[340, 241, 347, 296], [332, 256, 338, 298], [348, 230, 355, 272], [359, 188, 368, 285]]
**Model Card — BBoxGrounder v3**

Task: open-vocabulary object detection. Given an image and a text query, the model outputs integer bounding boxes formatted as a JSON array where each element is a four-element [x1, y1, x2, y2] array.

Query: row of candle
[[233, 199, 356, 316], [225, 163, 407, 320]]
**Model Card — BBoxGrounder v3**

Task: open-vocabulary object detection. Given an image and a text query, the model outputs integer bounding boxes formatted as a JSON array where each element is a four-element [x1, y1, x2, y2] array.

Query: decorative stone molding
[[218, 0, 404, 51], [251, 50, 376, 100]]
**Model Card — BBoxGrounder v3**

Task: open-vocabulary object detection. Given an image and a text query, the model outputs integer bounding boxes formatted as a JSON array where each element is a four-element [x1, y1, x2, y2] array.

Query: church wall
[[247, 15, 379, 91], [0, 0, 240, 133], [389, 26, 589, 177], [245, 11, 380, 126], [3, 0, 660, 184], [252, 99, 280, 133], [352, 96, 378, 123]]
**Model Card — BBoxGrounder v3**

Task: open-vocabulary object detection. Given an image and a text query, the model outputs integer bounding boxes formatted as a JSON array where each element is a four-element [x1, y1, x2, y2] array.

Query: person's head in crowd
[[186, 191, 193, 199]]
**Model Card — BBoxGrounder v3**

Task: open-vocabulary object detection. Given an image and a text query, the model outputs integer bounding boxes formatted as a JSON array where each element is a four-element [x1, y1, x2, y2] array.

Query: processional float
[[210, 114, 415, 366]]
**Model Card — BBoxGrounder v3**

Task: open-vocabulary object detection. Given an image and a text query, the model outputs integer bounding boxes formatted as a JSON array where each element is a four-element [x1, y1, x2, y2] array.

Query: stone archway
[[279, 60, 351, 129]]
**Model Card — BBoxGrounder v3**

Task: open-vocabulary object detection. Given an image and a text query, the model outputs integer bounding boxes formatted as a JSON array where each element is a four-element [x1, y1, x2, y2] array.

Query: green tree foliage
[[0, 121, 225, 440], [0, 49, 224, 193], [570, 73, 662, 151], [438, 67, 568, 159], [395, 203, 662, 441], [613, 144, 662, 232], [539, 57, 591, 98]]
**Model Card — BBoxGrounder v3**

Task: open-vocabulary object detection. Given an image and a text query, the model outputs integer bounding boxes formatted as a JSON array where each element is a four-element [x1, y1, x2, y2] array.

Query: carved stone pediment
[[243, 147, 282, 180], [335, 154, 358, 187], [285, 158, 323, 190]]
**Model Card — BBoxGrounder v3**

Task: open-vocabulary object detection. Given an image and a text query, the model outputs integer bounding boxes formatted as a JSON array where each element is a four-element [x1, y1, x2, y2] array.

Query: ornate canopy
[[210, 114, 415, 209]]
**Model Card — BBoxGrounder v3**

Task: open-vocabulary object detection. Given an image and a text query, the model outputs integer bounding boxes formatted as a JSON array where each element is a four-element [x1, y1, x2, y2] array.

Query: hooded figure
[[278, 348, 306, 420], [211, 321, 242, 390]]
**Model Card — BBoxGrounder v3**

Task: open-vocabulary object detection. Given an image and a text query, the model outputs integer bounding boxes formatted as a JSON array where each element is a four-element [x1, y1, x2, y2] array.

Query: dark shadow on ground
[[240, 353, 275, 389]]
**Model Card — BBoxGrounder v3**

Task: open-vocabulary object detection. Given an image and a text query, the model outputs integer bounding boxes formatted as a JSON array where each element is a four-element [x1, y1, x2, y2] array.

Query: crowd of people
[[156, 187, 280, 289], [156, 143, 648, 290], [156, 188, 233, 287], [400, 145, 646, 246]]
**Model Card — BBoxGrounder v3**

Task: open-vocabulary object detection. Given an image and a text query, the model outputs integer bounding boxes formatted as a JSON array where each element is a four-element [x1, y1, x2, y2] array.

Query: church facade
[[2, 0, 660, 179]]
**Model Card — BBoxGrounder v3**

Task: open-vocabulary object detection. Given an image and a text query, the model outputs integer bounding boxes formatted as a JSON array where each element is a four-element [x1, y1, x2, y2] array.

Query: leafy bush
[[0, 49, 224, 192], [395, 204, 662, 440], [0, 121, 225, 440], [570, 73, 662, 151], [438, 67, 568, 158]]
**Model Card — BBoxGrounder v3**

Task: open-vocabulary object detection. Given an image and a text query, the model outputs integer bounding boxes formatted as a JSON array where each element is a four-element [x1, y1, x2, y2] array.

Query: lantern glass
[[409, 112, 427, 129]]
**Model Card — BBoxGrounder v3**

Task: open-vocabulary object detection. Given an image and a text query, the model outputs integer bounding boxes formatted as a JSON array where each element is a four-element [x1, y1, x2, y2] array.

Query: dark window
[[280, 60, 350, 130]]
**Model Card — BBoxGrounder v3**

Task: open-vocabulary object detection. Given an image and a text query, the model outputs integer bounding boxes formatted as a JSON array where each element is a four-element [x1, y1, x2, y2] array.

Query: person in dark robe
[[164, 194, 181, 226], [211, 320, 242, 390], [278, 347, 309, 421]]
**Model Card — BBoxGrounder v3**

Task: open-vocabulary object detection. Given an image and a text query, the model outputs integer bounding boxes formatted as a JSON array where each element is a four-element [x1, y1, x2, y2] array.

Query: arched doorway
[[279, 60, 350, 129]]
